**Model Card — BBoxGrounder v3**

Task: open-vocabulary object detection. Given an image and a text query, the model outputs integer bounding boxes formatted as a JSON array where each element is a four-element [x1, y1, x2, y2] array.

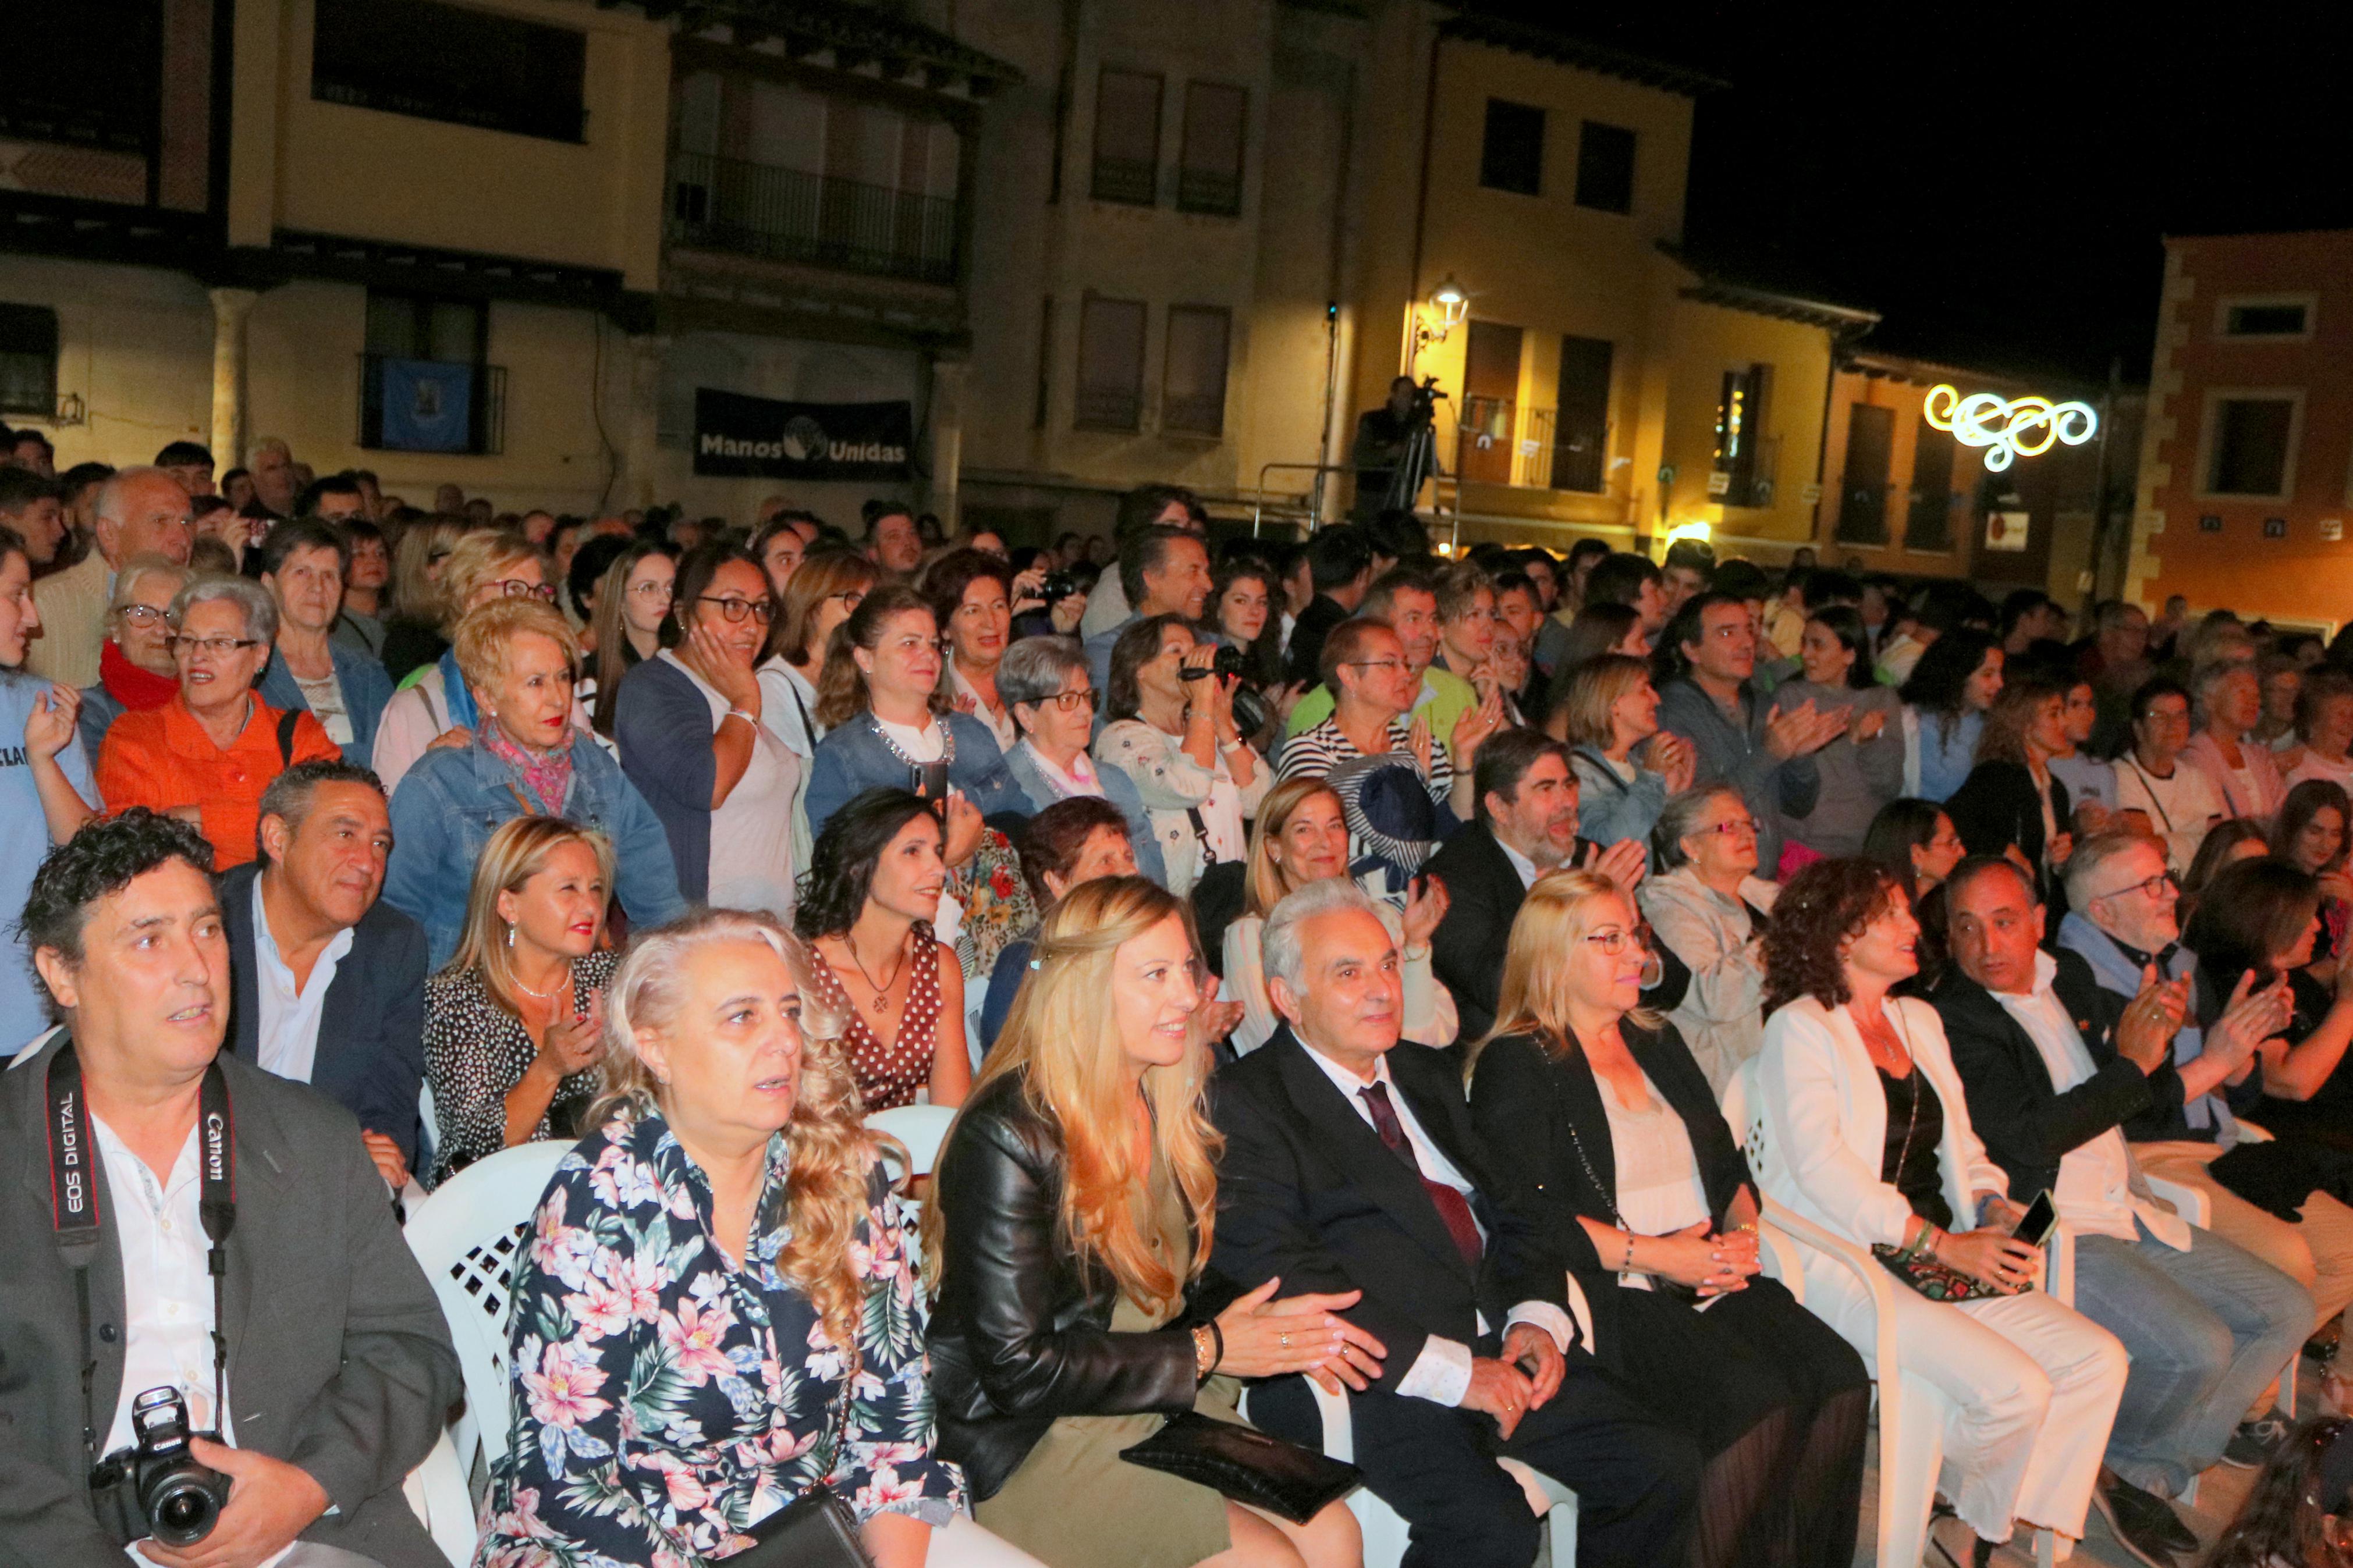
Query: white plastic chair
[[402, 1427, 477, 1567], [1721, 1060, 2070, 1568], [404, 1139, 576, 1475], [865, 1103, 956, 1186]]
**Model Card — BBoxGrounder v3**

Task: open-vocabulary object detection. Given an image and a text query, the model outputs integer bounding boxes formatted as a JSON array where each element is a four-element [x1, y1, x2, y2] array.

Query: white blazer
[[1756, 993, 2008, 1256]]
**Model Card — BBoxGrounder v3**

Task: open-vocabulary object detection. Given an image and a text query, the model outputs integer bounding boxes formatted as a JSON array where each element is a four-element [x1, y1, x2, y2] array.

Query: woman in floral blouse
[[475, 908, 1030, 1567]]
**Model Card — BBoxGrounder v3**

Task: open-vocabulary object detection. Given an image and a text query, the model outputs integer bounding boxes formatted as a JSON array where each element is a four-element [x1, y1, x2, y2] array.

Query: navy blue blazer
[[219, 860, 431, 1171]]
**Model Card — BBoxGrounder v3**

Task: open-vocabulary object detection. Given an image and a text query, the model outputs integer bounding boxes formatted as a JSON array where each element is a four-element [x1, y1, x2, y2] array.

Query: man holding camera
[[0, 810, 459, 1568]]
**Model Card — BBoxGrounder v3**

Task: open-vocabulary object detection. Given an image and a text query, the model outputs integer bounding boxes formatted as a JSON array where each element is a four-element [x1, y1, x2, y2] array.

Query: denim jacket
[[804, 708, 1030, 842], [384, 731, 687, 968], [259, 642, 396, 767]]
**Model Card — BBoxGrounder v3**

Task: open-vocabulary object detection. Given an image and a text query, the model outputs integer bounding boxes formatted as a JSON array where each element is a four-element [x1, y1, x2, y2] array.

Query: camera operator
[[1, 809, 460, 1568], [1351, 375, 1435, 521]]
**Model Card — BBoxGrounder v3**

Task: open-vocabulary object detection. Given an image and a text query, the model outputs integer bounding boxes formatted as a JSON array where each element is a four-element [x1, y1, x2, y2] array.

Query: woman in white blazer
[[1753, 856, 2128, 1566]]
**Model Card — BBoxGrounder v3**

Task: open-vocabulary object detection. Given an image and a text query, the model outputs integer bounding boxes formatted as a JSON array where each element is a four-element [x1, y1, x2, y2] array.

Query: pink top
[[2180, 730, 2286, 825]]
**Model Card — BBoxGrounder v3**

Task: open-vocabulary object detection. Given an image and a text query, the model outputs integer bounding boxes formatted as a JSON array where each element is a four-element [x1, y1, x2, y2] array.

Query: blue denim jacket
[[804, 709, 1030, 842], [260, 642, 396, 767], [384, 731, 687, 968]]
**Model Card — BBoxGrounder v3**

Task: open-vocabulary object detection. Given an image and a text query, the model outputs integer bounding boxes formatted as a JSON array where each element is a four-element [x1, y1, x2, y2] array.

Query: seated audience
[[1770, 605, 1903, 859], [1278, 616, 1497, 898], [1639, 785, 1780, 1091], [759, 546, 879, 766], [2288, 667, 2353, 794], [330, 515, 391, 659], [804, 584, 1030, 841], [29, 465, 194, 689], [931, 546, 1020, 753], [6, 810, 460, 1562], [0, 523, 95, 1047], [2057, 832, 2352, 1350], [1097, 614, 1269, 897], [1428, 728, 1643, 1045], [74, 554, 189, 759], [2048, 677, 2121, 826], [2206, 1416, 2353, 1568], [2192, 859, 2353, 1151], [1755, 858, 2129, 1566], [1470, 869, 1872, 1568], [750, 507, 815, 600], [423, 815, 616, 1185], [616, 543, 798, 922], [2185, 657, 2288, 826], [384, 599, 683, 966], [2180, 817, 2270, 927], [1864, 797, 1968, 908], [1935, 856, 2313, 1558], [981, 796, 1140, 1051], [1084, 523, 1214, 702], [1655, 591, 1846, 877], [98, 575, 340, 869], [222, 759, 428, 1186], [1944, 672, 2077, 890], [371, 528, 552, 788], [1553, 652, 1695, 848], [1537, 600, 1651, 720], [0, 466, 66, 569], [1221, 776, 1456, 1055], [581, 541, 673, 738], [2116, 678, 2228, 873], [2276, 778, 2353, 979], [794, 788, 972, 1110], [1282, 523, 1375, 689], [996, 635, 1165, 885], [1898, 628, 2006, 805], [931, 874, 1376, 1568], [477, 909, 1006, 1568], [1210, 876, 1705, 1567], [1284, 568, 1477, 744], [256, 518, 393, 766]]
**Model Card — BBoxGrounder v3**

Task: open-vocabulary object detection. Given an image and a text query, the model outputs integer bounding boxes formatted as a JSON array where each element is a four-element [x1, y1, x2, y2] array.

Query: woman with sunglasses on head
[[1470, 869, 1871, 1568], [372, 529, 561, 790], [616, 542, 801, 924], [1637, 785, 1780, 1092]]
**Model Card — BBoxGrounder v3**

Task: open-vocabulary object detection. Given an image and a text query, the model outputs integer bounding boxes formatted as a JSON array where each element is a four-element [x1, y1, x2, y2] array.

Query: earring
[[506, 922, 515, 949]]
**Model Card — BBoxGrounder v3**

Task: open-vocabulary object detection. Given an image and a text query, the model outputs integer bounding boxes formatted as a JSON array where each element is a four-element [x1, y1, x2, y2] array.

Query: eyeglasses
[[2091, 872, 2176, 903], [2139, 708, 2191, 727], [1041, 688, 1101, 713], [1697, 817, 1758, 838], [827, 590, 867, 609], [494, 579, 557, 602], [696, 595, 773, 624], [168, 635, 262, 658], [119, 605, 170, 627], [1343, 658, 1406, 673], [1584, 929, 1649, 957], [626, 579, 673, 599]]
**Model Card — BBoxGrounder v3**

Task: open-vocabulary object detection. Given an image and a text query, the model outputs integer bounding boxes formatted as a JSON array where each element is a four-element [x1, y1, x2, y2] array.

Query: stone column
[[927, 355, 967, 529], [208, 287, 257, 468]]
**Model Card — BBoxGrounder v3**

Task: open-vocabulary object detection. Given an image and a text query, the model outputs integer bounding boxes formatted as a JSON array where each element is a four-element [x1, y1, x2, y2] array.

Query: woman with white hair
[[476, 907, 1034, 1567], [1637, 784, 1780, 1091], [73, 552, 190, 759], [95, 573, 339, 868]]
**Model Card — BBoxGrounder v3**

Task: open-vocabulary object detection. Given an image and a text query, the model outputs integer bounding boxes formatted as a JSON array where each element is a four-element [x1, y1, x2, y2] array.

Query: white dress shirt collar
[[250, 873, 355, 1087]]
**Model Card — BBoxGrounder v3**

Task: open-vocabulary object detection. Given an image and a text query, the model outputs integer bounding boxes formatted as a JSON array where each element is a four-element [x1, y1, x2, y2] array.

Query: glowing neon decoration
[[1922, 383, 2098, 472]]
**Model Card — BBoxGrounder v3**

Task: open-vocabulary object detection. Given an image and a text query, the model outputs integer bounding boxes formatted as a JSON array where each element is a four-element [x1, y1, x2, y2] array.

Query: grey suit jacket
[[0, 1036, 460, 1568]]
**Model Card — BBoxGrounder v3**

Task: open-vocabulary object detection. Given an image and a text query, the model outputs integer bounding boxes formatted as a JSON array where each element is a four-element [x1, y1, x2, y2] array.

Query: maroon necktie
[[1360, 1081, 1484, 1270]]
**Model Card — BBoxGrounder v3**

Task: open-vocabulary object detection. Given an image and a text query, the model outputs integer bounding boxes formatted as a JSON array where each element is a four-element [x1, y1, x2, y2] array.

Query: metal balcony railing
[[667, 152, 959, 286]]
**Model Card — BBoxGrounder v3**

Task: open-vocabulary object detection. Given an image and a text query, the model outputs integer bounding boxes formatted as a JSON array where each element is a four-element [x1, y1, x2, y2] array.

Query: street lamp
[[1411, 274, 1470, 362]]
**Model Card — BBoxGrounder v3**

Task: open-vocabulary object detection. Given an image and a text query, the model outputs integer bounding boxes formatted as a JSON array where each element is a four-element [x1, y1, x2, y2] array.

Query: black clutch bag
[[729, 1484, 872, 1568], [1119, 1410, 1363, 1524]]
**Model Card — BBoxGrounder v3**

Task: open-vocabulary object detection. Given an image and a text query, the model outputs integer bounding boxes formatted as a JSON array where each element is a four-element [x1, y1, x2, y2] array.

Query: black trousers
[[1251, 1336, 1702, 1568]]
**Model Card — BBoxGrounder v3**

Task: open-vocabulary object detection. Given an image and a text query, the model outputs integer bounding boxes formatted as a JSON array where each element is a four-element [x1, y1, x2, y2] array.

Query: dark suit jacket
[[1931, 950, 2152, 1201], [1425, 821, 1525, 1046], [1207, 1030, 1588, 1392], [1946, 760, 2071, 874], [1468, 1021, 1754, 1261], [220, 862, 431, 1172], [0, 1036, 460, 1567]]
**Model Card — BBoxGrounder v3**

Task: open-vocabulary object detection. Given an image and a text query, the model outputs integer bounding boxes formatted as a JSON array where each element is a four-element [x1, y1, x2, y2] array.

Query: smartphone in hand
[[2010, 1189, 2059, 1249]]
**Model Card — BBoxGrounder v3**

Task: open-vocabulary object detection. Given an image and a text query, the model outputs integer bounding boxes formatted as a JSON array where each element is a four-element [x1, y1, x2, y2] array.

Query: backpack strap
[[275, 707, 303, 767]]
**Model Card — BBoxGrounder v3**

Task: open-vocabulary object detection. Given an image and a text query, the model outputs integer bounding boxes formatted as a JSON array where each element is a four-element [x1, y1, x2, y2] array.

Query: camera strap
[[45, 1040, 237, 1478]]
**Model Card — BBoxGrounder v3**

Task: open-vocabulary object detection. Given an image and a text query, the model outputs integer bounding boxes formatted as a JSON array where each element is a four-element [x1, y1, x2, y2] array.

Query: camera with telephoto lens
[[95, 1387, 229, 1548], [1039, 568, 1085, 605]]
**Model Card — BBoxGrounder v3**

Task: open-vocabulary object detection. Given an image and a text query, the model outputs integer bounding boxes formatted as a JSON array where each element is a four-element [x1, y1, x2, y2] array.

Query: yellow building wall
[[1656, 298, 1833, 558], [0, 257, 213, 471], [235, 0, 669, 289]]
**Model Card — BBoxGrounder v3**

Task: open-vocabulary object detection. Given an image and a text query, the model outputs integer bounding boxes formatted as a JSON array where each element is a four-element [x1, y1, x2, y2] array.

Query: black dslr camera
[[1039, 568, 1086, 605], [1181, 643, 1275, 737], [93, 1387, 230, 1548]]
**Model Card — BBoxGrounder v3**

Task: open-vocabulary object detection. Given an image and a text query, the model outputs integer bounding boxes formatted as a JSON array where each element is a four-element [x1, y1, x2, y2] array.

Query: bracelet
[[1192, 1324, 1217, 1383], [1620, 1229, 1636, 1272], [723, 707, 758, 727]]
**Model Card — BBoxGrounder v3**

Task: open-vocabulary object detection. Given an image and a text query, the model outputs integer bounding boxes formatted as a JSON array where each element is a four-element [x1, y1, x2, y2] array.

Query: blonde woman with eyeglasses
[[372, 528, 562, 789]]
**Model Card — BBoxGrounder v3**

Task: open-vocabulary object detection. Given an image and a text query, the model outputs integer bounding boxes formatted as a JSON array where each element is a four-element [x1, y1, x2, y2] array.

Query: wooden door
[[1835, 403, 1894, 545], [1457, 319, 1522, 486], [1550, 334, 1613, 492]]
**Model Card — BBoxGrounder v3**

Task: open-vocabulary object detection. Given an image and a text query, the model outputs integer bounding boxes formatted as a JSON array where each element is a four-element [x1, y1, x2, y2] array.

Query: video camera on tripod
[[1383, 375, 1449, 512]]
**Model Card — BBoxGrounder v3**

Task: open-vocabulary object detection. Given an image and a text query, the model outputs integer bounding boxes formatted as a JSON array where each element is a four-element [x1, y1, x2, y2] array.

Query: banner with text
[[692, 389, 914, 481]]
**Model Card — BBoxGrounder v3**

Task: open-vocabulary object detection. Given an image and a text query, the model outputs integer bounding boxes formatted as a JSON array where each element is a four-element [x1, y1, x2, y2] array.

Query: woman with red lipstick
[[929, 547, 1018, 755], [421, 814, 619, 1185]]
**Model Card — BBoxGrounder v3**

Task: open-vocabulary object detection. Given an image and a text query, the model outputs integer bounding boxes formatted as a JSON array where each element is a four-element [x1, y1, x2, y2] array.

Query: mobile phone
[[2009, 1189, 2059, 1249], [908, 759, 950, 803]]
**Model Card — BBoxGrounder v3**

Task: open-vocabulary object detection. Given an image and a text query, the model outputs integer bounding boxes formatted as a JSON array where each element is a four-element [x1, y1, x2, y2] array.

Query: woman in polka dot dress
[[796, 785, 973, 1110]]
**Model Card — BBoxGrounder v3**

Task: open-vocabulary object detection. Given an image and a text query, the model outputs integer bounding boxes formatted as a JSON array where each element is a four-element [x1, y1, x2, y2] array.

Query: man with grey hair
[[27, 467, 194, 688], [1209, 877, 1700, 1568], [996, 635, 1166, 886], [249, 435, 299, 520]]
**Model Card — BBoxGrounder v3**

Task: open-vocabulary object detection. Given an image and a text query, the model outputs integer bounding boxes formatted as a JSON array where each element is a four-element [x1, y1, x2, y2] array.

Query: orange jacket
[[98, 694, 342, 868]]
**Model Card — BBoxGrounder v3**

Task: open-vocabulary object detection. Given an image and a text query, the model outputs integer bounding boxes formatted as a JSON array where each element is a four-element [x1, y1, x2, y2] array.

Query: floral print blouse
[[474, 1107, 964, 1567]]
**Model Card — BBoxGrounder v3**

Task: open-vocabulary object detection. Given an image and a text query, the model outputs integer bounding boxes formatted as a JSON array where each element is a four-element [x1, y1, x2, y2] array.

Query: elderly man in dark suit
[[221, 759, 428, 1189], [2, 809, 458, 1567], [1208, 876, 1698, 1568]]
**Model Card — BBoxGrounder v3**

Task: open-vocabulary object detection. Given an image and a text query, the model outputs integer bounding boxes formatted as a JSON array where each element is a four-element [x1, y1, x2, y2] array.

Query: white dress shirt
[[250, 876, 353, 1089], [1496, 834, 1539, 891], [1297, 1041, 1576, 1405], [93, 1119, 234, 1455], [1990, 951, 2191, 1250]]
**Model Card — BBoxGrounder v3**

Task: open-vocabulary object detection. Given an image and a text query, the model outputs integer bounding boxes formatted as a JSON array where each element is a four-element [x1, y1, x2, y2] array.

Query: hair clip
[[1027, 958, 1042, 970]]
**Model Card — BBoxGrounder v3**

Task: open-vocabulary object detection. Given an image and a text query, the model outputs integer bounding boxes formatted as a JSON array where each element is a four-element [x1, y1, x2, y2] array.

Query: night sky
[[1485, 1, 2353, 387]]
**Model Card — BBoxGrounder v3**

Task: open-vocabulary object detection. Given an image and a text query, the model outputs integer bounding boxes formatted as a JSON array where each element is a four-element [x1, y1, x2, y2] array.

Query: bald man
[[27, 467, 194, 688]]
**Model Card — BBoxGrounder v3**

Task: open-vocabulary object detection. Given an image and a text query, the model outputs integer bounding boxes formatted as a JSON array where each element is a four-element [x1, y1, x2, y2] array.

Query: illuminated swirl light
[[1923, 383, 2099, 472]]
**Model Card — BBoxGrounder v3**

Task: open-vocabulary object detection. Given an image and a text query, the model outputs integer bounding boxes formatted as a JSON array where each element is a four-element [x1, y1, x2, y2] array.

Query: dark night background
[[1476, 1, 2353, 386]]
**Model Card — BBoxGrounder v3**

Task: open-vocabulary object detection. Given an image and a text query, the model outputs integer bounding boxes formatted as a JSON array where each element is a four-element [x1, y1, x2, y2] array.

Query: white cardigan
[[1756, 993, 2008, 1253]]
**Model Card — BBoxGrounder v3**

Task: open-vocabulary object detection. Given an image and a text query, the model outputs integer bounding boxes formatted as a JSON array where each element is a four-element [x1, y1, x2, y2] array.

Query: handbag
[[1119, 1410, 1362, 1524], [727, 1349, 875, 1568]]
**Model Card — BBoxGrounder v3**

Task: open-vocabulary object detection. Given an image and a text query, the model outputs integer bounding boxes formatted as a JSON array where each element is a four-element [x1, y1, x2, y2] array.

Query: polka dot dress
[[812, 933, 943, 1111]]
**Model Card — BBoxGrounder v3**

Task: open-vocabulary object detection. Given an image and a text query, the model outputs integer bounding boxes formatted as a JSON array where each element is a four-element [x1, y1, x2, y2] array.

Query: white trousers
[[1808, 1260, 2128, 1542], [931, 1513, 1051, 1567]]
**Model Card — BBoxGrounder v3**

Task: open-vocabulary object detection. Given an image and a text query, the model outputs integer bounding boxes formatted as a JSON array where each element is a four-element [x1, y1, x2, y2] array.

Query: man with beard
[[1425, 728, 1646, 1044]]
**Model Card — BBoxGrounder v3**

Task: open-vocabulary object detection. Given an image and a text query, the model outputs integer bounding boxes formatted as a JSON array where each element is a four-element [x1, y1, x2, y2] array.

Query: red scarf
[[100, 640, 179, 710]]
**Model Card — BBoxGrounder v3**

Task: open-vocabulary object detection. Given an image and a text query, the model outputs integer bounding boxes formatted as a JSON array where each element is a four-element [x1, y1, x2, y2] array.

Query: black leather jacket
[[930, 1070, 1208, 1499]]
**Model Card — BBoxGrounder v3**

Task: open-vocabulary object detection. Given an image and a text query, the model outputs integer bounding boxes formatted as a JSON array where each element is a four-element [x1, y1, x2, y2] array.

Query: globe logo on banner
[[693, 389, 913, 481]]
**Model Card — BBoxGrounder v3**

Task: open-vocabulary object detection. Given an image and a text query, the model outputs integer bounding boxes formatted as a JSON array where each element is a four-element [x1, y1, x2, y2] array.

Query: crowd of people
[[6, 421, 2353, 1568]]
